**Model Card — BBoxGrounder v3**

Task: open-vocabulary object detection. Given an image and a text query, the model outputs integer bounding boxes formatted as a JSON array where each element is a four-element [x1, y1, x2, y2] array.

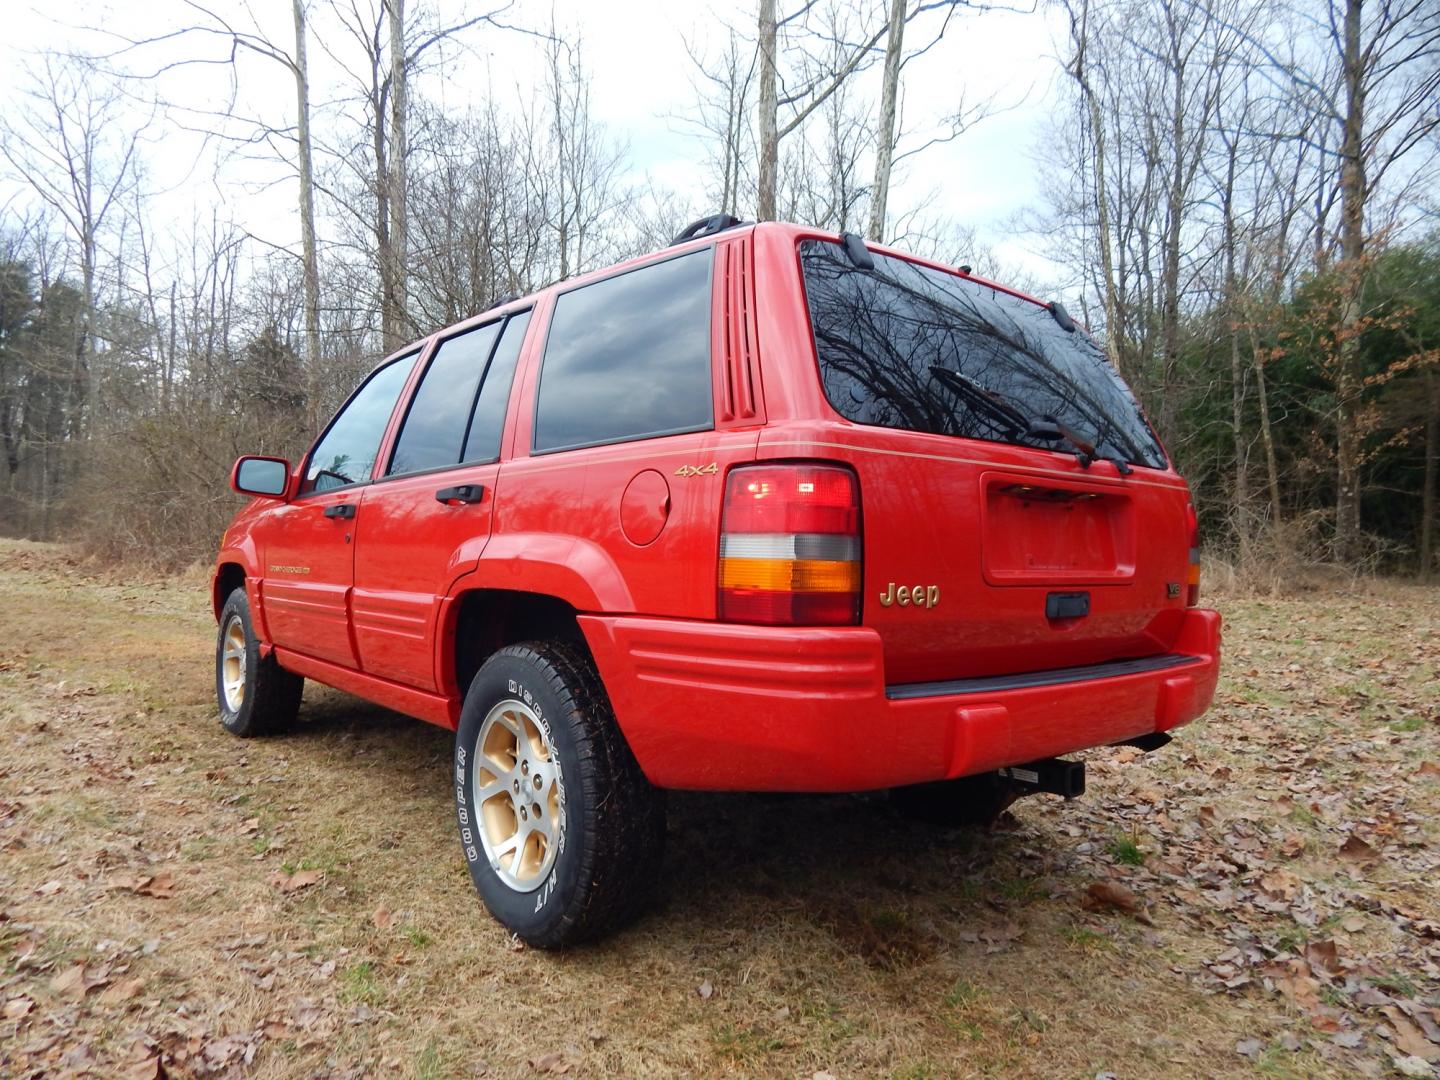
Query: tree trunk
[[384, 0, 409, 349], [1065, 0, 1122, 373], [757, 0, 778, 221], [1157, 11, 1187, 442], [1333, 0, 1367, 563], [1218, 140, 1250, 561], [1422, 365, 1437, 581], [867, 0, 906, 242], [294, 0, 321, 373]]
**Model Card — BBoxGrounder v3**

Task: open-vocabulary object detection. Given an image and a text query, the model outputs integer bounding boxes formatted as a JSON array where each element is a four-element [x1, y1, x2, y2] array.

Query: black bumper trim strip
[[885, 652, 1203, 701]]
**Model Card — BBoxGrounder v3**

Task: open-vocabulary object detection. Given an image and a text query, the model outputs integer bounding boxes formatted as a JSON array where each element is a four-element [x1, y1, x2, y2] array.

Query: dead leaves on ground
[[268, 867, 324, 893]]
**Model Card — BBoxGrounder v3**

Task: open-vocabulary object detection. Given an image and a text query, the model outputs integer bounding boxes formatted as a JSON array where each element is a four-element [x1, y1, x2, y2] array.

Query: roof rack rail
[[670, 214, 745, 246]]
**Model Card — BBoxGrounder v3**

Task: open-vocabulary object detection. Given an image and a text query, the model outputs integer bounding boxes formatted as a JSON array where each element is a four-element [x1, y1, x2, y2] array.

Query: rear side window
[[389, 311, 532, 476], [533, 249, 714, 453], [800, 241, 1167, 469], [391, 322, 502, 476], [305, 352, 417, 493]]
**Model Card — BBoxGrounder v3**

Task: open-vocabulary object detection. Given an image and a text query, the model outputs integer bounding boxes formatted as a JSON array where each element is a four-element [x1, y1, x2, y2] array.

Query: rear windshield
[[799, 240, 1167, 469]]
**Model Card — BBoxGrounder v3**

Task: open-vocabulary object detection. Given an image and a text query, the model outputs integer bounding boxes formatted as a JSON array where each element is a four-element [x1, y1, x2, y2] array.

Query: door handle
[[436, 484, 485, 505], [323, 503, 356, 519]]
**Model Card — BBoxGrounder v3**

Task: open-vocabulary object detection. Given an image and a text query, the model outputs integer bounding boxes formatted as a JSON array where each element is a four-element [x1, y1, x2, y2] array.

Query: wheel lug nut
[[533, 775, 542, 790], [521, 760, 529, 775], [520, 806, 528, 820], [512, 779, 520, 793], [532, 803, 542, 818]]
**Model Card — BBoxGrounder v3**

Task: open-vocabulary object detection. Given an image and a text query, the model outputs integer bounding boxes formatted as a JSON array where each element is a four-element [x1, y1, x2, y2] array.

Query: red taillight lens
[[719, 463, 861, 625], [1185, 501, 1201, 606]]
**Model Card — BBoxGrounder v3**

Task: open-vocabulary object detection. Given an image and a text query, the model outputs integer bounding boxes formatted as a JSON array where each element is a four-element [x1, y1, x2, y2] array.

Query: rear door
[[351, 310, 533, 690], [261, 351, 418, 668], [791, 238, 1194, 685]]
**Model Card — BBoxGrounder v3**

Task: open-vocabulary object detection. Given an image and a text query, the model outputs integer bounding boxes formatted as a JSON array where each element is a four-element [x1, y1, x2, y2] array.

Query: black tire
[[890, 772, 1020, 827], [454, 641, 665, 948], [216, 586, 303, 737]]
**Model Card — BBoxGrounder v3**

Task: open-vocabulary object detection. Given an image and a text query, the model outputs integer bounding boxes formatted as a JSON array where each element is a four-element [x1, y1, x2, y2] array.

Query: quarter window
[[533, 249, 714, 453], [464, 310, 531, 463], [305, 352, 417, 494]]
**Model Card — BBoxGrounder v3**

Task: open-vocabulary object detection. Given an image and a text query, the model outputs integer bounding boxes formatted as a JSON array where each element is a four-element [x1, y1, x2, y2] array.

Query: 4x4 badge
[[674, 463, 718, 477]]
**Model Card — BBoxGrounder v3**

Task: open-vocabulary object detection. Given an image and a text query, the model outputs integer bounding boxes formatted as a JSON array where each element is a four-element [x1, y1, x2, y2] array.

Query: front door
[[352, 310, 533, 690], [259, 350, 419, 669]]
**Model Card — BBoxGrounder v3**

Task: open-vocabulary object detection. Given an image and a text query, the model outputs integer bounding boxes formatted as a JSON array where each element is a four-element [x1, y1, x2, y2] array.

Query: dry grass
[[0, 537, 1436, 1079]]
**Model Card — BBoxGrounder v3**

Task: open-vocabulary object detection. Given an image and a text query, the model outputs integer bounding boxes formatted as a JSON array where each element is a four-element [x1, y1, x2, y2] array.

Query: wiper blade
[[929, 365, 1131, 475], [927, 366, 1029, 436]]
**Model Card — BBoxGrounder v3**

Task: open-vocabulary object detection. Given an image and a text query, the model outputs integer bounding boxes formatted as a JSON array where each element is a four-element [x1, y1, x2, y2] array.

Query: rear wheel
[[216, 587, 303, 737], [454, 641, 665, 948], [890, 772, 1020, 827]]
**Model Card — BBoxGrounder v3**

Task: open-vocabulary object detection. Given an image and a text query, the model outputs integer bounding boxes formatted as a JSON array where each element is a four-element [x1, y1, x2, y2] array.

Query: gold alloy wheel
[[221, 615, 247, 712], [473, 699, 564, 892]]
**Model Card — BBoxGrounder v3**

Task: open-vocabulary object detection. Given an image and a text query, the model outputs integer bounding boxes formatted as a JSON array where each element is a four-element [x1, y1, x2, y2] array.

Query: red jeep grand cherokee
[[214, 217, 1220, 946]]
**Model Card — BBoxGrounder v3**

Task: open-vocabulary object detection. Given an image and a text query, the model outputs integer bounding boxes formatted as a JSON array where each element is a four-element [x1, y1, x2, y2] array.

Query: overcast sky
[[1, 0, 1071, 284]]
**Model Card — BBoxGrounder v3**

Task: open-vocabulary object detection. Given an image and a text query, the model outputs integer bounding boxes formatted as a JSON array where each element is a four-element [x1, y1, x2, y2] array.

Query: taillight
[[719, 463, 861, 625], [1185, 501, 1201, 606]]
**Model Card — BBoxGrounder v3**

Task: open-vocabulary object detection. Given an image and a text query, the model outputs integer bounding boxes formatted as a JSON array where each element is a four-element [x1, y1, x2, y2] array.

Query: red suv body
[[214, 221, 1220, 944]]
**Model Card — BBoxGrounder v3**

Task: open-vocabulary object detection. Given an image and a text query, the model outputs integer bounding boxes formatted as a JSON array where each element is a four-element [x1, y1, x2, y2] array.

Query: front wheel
[[454, 642, 665, 948], [216, 586, 303, 737]]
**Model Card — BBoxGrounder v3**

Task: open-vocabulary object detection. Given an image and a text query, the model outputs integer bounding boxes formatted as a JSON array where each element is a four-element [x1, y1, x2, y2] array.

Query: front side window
[[305, 352, 417, 494], [533, 249, 714, 453], [800, 241, 1167, 469]]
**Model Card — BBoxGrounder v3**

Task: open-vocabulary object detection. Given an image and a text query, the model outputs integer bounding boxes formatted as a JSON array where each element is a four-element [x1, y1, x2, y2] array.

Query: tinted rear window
[[533, 249, 714, 453], [800, 241, 1166, 469]]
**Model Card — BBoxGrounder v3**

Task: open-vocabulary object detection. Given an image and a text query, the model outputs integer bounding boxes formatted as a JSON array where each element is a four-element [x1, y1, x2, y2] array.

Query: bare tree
[[0, 56, 144, 442]]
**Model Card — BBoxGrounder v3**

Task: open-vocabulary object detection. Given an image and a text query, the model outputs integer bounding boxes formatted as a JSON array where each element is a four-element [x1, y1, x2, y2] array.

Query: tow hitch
[[998, 757, 1086, 799]]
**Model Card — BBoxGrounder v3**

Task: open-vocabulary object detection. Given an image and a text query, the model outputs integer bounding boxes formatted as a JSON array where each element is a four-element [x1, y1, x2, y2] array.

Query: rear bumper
[[578, 608, 1221, 792]]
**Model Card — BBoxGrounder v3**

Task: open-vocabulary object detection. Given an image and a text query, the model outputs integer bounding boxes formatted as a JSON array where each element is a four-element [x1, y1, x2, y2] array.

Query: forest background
[[0, 0, 1437, 582]]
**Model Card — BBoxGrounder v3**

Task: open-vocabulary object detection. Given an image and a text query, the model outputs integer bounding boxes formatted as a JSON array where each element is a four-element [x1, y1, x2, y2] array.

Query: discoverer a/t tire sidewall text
[[454, 642, 665, 948]]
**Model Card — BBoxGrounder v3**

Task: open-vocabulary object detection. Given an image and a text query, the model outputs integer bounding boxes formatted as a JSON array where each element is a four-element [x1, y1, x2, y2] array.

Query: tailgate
[[835, 430, 1194, 685]]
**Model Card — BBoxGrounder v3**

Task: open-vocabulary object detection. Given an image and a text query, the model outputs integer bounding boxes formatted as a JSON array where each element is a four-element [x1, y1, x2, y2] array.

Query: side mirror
[[231, 455, 291, 499]]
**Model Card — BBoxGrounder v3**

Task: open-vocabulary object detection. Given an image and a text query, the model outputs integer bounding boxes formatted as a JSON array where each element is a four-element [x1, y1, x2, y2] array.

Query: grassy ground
[[0, 537, 1436, 1080]]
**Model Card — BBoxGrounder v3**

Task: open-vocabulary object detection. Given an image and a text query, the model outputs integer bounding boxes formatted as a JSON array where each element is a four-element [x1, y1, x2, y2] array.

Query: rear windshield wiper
[[928, 365, 1132, 474]]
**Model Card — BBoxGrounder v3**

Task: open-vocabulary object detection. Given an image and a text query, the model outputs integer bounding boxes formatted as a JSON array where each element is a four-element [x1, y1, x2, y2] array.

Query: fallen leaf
[[136, 871, 177, 899], [1304, 939, 1340, 974], [1382, 1007, 1440, 1062], [1418, 761, 1440, 778], [51, 964, 88, 999], [1340, 916, 1366, 933], [585, 1029, 606, 1046], [1338, 835, 1377, 863], [269, 869, 324, 893], [98, 978, 145, 1006], [371, 904, 395, 931], [1393, 1056, 1436, 1078], [238, 817, 261, 834], [697, 978, 714, 1000], [36, 879, 64, 896], [3, 997, 34, 1020], [813, 1073, 839, 1080], [527, 1052, 569, 1074], [1235, 1038, 1264, 1058], [1084, 881, 1154, 924], [1258, 868, 1301, 901]]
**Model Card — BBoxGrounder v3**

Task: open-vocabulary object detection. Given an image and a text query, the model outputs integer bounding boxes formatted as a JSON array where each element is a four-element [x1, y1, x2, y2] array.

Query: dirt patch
[[0, 539, 1436, 1078]]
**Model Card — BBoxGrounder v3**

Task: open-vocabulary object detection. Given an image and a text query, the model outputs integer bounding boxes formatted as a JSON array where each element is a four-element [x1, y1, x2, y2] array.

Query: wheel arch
[[213, 561, 248, 620], [441, 588, 598, 702]]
